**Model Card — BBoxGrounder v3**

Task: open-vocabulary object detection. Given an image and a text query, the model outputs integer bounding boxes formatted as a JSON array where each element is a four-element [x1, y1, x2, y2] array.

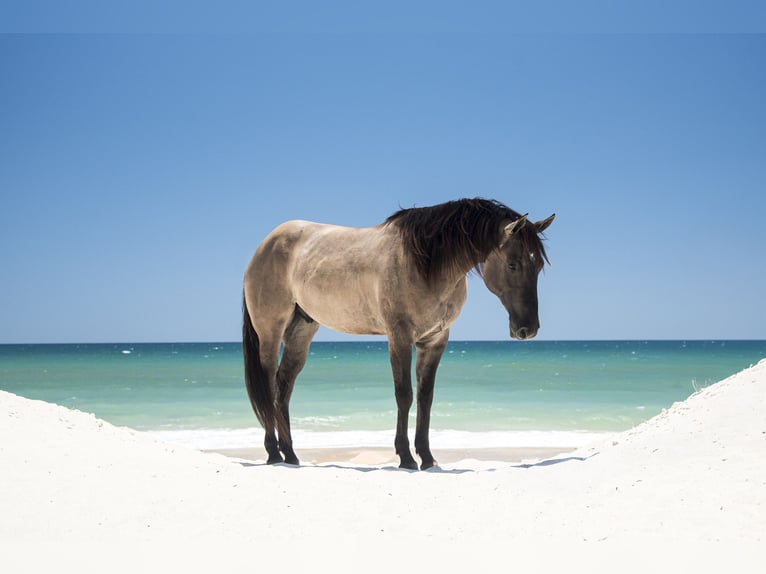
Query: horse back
[[246, 219, 466, 339]]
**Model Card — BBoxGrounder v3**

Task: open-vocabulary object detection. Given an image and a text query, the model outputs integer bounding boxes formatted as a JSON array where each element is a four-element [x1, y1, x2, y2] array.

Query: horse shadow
[[511, 454, 596, 468], [235, 453, 597, 474], [235, 461, 468, 474]]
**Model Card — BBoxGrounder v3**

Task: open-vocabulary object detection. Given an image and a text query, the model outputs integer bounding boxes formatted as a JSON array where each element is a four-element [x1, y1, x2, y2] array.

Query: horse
[[242, 198, 554, 470]]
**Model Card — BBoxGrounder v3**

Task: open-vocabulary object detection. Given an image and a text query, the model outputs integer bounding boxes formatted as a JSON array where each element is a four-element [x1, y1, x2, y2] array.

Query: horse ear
[[502, 214, 528, 243], [534, 214, 555, 234]]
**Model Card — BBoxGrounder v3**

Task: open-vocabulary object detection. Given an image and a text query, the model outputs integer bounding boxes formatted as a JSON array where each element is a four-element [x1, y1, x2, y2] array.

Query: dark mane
[[384, 198, 548, 283]]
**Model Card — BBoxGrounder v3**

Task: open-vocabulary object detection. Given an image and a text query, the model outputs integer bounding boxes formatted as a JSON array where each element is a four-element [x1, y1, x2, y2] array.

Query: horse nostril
[[516, 327, 528, 340]]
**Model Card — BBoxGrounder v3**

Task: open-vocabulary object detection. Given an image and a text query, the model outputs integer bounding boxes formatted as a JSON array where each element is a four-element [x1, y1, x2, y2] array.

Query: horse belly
[[296, 267, 386, 335], [297, 283, 386, 335]]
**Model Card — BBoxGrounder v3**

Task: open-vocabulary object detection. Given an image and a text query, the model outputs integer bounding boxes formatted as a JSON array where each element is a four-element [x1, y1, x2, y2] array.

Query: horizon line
[[2, 338, 765, 346]]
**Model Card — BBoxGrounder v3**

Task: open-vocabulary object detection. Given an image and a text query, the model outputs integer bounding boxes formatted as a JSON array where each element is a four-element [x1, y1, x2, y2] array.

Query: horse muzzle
[[510, 320, 539, 341]]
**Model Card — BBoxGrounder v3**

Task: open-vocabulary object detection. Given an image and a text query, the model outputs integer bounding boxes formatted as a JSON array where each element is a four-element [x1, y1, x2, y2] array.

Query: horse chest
[[400, 279, 468, 339]]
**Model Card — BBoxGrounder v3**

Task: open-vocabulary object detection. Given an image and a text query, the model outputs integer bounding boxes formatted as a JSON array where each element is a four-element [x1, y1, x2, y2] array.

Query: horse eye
[[508, 261, 519, 272]]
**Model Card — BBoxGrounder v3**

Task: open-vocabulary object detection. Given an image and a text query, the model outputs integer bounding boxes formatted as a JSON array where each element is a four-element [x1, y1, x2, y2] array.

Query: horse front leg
[[415, 331, 449, 470], [388, 338, 418, 470]]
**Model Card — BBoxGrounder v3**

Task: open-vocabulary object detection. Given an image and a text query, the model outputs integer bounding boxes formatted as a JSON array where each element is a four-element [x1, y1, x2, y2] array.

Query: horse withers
[[243, 198, 554, 470]]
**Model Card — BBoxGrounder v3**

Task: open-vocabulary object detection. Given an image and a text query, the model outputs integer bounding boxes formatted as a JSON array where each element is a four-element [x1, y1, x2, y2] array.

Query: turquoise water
[[2, 340, 764, 447]]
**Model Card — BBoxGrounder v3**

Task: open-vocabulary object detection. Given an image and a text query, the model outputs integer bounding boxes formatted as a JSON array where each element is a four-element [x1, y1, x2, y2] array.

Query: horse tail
[[242, 293, 276, 430]]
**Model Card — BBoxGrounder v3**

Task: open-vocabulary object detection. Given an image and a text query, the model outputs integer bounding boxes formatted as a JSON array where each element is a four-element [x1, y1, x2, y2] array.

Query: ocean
[[1, 340, 764, 451]]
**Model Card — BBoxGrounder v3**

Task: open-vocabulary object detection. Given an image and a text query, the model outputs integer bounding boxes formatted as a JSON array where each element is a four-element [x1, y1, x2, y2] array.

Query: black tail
[[242, 294, 276, 430]]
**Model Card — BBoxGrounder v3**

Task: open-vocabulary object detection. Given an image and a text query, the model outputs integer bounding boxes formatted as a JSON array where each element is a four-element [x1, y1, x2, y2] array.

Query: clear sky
[[2, 11, 765, 342]]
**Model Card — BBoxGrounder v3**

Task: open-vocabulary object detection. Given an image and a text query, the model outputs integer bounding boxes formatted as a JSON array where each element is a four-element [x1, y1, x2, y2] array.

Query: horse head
[[481, 214, 555, 340]]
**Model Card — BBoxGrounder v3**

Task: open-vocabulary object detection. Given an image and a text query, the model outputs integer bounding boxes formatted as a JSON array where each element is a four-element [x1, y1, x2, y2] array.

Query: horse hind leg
[[243, 291, 299, 464], [243, 298, 282, 464], [276, 305, 319, 465], [255, 333, 285, 465]]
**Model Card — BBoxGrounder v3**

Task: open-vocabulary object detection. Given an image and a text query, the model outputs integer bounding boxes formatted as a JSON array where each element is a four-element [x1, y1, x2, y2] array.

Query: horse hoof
[[420, 460, 438, 471], [266, 454, 284, 464], [399, 460, 419, 470], [284, 456, 300, 466]]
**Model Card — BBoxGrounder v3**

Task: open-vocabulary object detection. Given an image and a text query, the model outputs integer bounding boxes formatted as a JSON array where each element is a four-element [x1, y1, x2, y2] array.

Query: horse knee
[[394, 385, 413, 408]]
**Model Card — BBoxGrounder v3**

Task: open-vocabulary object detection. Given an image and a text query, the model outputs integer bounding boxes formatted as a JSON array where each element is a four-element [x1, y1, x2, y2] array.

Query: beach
[[2, 359, 765, 572], [205, 445, 574, 466]]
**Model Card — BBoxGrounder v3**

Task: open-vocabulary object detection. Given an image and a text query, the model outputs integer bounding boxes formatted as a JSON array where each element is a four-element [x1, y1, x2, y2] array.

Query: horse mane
[[384, 198, 548, 283]]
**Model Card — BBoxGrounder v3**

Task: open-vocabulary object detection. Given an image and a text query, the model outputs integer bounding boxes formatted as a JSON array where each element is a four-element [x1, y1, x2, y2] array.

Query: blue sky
[[1, 26, 765, 342]]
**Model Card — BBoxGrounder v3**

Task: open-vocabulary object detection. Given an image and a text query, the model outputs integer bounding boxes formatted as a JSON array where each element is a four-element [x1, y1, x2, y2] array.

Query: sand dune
[[2, 359, 764, 572]]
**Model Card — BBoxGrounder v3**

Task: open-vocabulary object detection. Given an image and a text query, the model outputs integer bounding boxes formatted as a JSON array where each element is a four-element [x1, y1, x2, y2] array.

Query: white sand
[[2, 359, 765, 572]]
